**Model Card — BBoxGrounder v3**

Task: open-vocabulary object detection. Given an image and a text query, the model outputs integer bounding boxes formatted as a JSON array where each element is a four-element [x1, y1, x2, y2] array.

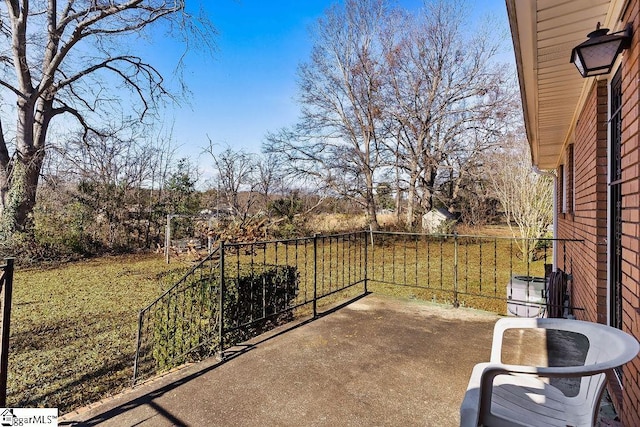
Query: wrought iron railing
[[133, 247, 222, 383], [0, 258, 14, 406], [133, 232, 367, 383], [366, 232, 581, 315], [133, 231, 582, 383]]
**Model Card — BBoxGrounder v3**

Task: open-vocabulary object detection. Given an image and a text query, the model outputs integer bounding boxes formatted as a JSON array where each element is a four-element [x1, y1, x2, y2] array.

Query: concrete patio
[[60, 294, 616, 426]]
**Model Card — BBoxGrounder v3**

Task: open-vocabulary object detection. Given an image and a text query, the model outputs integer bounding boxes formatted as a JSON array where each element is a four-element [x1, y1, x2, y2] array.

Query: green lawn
[[7, 254, 189, 413]]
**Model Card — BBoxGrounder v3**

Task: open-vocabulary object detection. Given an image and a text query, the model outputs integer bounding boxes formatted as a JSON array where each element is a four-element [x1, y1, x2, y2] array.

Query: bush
[[152, 265, 299, 371], [0, 229, 96, 267], [226, 265, 299, 329]]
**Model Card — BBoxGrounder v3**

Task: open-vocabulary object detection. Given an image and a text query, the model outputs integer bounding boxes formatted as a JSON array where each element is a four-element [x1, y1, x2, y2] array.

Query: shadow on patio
[[61, 294, 505, 426]]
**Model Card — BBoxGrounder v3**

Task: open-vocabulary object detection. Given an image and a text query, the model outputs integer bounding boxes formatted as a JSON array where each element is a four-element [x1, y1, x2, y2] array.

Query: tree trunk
[[0, 153, 44, 234], [406, 174, 418, 227], [0, 100, 48, 234], [394, 187, 402, 224], [364, 166, 380, 231], [366, 198, 380, 231], [394, 160, 402, 224], [419, 166, 438, 213]]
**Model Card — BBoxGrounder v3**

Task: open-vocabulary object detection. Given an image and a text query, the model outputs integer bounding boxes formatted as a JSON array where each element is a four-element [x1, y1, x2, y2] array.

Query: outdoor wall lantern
[[570, 23, 632, 77]]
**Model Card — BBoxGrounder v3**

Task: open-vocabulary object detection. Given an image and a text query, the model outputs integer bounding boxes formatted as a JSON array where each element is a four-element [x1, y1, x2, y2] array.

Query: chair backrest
[[488, 318, 638, 427]]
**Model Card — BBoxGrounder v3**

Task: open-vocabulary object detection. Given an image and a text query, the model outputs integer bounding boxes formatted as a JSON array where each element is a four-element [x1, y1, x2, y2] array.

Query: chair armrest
[[460, 363, 487, 427], [459, 386, 480, 427], [466, 361, 617, 426]]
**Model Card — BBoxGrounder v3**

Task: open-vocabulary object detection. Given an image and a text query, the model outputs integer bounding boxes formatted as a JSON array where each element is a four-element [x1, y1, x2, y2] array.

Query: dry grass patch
[[306, 213, 368, 233], [8, 254, 189, 413]]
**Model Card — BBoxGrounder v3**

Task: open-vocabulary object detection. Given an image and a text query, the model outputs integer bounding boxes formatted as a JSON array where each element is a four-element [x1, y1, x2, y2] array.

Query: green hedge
[[152, 265, 299, 372]]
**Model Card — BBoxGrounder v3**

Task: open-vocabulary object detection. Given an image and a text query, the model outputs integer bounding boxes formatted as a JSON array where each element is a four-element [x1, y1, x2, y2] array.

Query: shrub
[[152, 265, 299, 371]]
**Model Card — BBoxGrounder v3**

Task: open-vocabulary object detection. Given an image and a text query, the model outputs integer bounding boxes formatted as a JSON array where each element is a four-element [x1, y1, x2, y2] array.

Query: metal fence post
[[363, 231, 368, 294], [453, 233, 459, 308], [132, 310, 144, 385], [313, 234, 318, 318], [218, 241, 225, 359], [165, 214, 171, 264], [0, 258, 15, 407]]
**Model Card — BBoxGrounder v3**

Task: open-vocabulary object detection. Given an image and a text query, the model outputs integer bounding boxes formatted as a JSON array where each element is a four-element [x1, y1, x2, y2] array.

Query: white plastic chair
[[460, 317, 640, 427]]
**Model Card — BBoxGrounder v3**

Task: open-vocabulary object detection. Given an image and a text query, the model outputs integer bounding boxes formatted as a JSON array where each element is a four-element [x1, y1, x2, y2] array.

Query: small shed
[[422, 208, 456, 233]]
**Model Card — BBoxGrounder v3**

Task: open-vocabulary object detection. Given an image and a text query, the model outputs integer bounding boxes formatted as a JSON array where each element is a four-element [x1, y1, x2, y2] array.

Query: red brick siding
[[618, 2, 640, 423], [559, 3, 640, 423], [558, 80, 608, 326], [567, 144, 574, 213]]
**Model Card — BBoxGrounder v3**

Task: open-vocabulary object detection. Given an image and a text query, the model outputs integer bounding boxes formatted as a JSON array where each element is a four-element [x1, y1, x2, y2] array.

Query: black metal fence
[[366, 232, 580, 315], [0, 258, 14, 406], [133, 232, 367, 383], [133, 231, 581, 383]]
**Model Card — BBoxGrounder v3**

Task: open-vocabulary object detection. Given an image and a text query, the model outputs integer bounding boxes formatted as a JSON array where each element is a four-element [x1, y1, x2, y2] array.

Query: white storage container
[[507, 275, 546, 317]]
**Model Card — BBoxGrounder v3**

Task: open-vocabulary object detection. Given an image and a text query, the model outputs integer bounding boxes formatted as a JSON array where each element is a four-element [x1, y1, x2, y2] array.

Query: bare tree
[[50, 127, 174, 248], [0, 1, 215, 235], [266, 0, 515, 230], [34, 119, 184, 252], [381, 1, 516, 226], [255, 152, 284, 210], [204, 142, 257, 223], [265, 0, 389, 231], [489, 137, 553, 260]]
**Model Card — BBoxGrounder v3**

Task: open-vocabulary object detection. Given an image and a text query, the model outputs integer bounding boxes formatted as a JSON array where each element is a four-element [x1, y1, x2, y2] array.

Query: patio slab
[[59, 294, 602, 426]]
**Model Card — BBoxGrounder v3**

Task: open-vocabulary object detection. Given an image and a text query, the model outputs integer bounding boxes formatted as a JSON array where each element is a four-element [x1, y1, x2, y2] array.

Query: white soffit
[[506, 0, 624, 169]]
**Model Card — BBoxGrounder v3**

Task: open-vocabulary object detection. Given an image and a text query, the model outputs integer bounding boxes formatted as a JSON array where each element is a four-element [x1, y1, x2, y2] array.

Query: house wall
[[557, 3, 640, 424], [618, 2, 640, 423], [557, 80, 608, 324]]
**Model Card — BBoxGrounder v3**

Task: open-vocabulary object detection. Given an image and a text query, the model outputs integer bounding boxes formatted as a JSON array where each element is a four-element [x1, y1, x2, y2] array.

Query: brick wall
[[557, 80, 608, 325], [557, 3, 640, 423], [618, 2, 640, 424]]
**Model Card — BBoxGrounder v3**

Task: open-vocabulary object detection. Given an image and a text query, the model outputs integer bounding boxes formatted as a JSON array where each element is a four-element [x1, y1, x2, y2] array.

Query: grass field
[[8, 254, 190, 413]]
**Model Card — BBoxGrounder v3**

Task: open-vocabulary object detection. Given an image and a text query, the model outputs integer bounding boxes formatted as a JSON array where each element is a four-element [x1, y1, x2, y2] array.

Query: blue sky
[[149, 0, 514, 170]]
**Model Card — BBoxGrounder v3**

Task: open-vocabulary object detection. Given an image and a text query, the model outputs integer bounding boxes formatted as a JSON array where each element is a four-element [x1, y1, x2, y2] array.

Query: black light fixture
[[570, 23, 632, 77]]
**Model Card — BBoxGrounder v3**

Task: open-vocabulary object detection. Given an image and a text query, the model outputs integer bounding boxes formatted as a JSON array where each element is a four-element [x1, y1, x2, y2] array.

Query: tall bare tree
[[266, 0, 389, 230], [255, 152, 284, 210], [204, 142, 257, 223], [0, 1, 215, 235], [381, 1, 515, 226]]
